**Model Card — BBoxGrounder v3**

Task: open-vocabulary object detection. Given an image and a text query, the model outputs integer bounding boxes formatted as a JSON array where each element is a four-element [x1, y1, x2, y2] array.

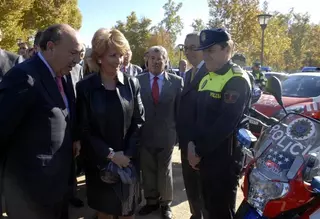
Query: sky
[[78, 0, 320, 47]]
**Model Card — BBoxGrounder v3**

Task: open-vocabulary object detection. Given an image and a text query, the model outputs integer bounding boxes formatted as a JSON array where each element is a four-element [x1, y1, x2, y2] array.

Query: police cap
[[253, 61, 261, 67], [232, 53, 246, 62], [195, 28, 231, 51]]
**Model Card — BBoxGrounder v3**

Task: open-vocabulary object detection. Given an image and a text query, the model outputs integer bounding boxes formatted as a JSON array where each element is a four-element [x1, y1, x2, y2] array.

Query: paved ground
[[70, 146, 244, 219]]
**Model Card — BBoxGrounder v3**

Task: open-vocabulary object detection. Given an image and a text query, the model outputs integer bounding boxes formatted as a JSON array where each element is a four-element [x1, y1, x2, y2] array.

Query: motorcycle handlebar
[[249, 108, 279, 126]]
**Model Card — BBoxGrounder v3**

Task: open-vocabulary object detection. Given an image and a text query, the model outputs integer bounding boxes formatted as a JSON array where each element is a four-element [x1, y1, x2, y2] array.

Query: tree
[[146, 27, 182, 66], [0, 0, 82, 52], [158, 0, 184, 44], [191, 19, 206, 32], [207, 0, 295, 70], [260, 13, 291, 70], [22, 0, 82, 30], [0, 0, 34, 51], [208, 0, 261, 48], [286, 12, 312, 70], [114, 12, 152, 66], [302, 24, 320, 67]]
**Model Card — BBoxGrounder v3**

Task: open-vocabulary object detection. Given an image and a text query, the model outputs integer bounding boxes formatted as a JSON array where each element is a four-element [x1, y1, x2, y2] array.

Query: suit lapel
[[182, 63, 207, 96], [128, 64, 135, 76], [184, 69, 192, 87], [36, 56, 67, 114], [127, 64, 131, 76], [63, 75, 76, 118], [141, 73, 153, 103], [159, 72, 172, 103]]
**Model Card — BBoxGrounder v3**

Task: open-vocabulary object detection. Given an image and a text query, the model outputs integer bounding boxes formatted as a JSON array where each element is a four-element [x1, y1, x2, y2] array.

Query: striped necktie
[[56, 76, 69, 112], [191, 67, 199, 82]]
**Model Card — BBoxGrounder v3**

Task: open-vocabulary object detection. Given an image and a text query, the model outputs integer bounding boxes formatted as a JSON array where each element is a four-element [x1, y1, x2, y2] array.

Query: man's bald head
[[40, 24, 83, 76]]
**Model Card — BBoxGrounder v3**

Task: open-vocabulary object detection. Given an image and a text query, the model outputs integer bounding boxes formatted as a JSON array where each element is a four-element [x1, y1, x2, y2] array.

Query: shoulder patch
[[224, 90, 240, 103]]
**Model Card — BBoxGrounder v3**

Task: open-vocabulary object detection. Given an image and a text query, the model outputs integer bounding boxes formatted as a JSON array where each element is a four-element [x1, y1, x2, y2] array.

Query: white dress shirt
[[196, 60, 205, 75], [149, 72, 165, 94]]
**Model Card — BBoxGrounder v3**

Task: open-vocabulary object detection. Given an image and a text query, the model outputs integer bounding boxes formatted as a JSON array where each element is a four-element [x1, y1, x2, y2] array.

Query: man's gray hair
[[185, 32, 200, 39], [148, 45, 168, 61], [39, 24, 75, 51]]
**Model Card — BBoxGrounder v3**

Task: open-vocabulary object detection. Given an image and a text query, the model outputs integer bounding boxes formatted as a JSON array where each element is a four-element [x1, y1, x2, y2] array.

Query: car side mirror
[[311, 176, 320, 194], [266, 76, 284, 109]]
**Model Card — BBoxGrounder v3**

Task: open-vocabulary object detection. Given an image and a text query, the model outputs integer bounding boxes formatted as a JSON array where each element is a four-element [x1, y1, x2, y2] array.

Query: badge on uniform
[[224, 90, 240, 103], [200, 79, 208, 90]]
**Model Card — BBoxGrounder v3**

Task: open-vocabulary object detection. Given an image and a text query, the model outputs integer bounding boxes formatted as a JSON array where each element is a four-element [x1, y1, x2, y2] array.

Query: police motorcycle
[[235, 76, 320, 219]]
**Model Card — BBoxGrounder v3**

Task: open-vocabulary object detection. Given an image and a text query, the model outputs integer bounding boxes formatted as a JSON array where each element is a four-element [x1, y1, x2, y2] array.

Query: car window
[[282, 75, 320, 97], [265, 73, 288, 81]]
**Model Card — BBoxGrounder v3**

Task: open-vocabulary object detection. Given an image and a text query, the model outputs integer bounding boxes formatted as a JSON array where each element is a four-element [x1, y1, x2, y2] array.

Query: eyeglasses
[[184, 45, 197, 52]]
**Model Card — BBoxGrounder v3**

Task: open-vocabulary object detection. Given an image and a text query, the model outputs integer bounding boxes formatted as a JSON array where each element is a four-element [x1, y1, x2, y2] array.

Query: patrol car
[[250, 72, 320, 136]]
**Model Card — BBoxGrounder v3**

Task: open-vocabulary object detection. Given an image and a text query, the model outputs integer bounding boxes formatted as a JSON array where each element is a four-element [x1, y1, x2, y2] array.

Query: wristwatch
[[107, 148, 115, 159]]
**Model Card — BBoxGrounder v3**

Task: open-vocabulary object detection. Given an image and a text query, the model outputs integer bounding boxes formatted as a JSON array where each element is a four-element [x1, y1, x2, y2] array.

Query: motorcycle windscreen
[[253, 113, 320, 181]]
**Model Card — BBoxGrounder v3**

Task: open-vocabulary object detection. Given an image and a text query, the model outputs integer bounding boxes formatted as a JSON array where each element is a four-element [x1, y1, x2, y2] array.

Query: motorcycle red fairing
[[239, 113, 320, 219]]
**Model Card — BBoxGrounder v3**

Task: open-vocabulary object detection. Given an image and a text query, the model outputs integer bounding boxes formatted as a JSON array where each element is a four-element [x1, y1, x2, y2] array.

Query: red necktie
[[56, 76, 69, 110], [152, 76, 159, 104]]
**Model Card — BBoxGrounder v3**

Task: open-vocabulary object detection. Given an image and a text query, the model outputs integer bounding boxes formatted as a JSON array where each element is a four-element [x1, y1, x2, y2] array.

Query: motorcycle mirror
[[266, 76, 287, 114], [311, 176, 320, 194], [237, 128, 257, 148]]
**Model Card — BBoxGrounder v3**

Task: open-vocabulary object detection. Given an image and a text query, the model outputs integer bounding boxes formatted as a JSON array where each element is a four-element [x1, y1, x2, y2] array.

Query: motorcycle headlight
[[248, 168, 290, 215], [274, 105, 305, 119]]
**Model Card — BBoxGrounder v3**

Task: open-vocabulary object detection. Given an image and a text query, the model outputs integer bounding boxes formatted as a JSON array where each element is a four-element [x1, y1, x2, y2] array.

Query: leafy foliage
[[207, 0, 320, 71], [0, 0, 82, 51], [158, 0, 183, 44], [191, 19, 206, 32], [114, 12, 152, 66]]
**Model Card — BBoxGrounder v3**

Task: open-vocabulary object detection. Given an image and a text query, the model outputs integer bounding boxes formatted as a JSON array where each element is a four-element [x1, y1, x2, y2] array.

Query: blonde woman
[[76, 28, 145, 219]]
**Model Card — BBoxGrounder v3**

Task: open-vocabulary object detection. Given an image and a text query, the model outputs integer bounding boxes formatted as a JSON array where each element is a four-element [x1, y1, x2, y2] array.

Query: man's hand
[[111, 151, 130, 168], [188, 141, 201, 170], [73, 141, 81, 158]]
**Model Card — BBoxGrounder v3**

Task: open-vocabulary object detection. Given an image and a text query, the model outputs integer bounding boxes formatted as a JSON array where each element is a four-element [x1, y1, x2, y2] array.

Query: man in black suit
[[0, 24, 83, 219], [176, 32, 208, 219], [0, 29, 23, 81], [178, 59, 188, 80], [121, 49, 143, 76]]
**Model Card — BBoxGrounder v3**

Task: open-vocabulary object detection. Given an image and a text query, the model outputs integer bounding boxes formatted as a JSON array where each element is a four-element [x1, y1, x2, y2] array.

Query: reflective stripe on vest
[[198, 66, 251, 98]]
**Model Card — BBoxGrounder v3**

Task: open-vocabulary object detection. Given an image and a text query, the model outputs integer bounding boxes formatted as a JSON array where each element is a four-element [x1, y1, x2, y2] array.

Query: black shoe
[[138, 204, 159, 215], [69, 197, 84, 208], [161, 205, 172, 219]]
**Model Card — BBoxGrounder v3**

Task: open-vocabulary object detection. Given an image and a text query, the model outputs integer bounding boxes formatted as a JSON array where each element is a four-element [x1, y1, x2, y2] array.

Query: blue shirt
[[149, 72, 164, 94], [38, 52, 69, 111]]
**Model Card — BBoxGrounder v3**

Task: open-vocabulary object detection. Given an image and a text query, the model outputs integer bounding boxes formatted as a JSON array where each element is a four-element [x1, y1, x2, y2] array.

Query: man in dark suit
[[138, 46, 183, 219], [121, 49, 143, 76], [178, 59, 188, 80], [176, 32, 208, 219], [0, 24, 83, 219], [0, 29, 23, 81]]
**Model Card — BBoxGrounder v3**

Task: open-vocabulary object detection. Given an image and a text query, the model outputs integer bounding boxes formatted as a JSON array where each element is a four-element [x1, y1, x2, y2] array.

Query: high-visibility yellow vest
[[198, 65, 251, 98]]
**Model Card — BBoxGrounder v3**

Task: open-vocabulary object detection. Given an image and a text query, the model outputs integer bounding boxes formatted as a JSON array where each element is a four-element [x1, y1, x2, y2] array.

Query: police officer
[[187, 28, 251, 219], [232, 54, 261, 104], [252, 61, 267, 88]]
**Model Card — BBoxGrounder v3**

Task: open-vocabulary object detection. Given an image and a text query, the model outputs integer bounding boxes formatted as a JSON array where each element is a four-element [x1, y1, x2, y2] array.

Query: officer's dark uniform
[[192, 29, 251, 219], [252, 62, 266, 87]]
